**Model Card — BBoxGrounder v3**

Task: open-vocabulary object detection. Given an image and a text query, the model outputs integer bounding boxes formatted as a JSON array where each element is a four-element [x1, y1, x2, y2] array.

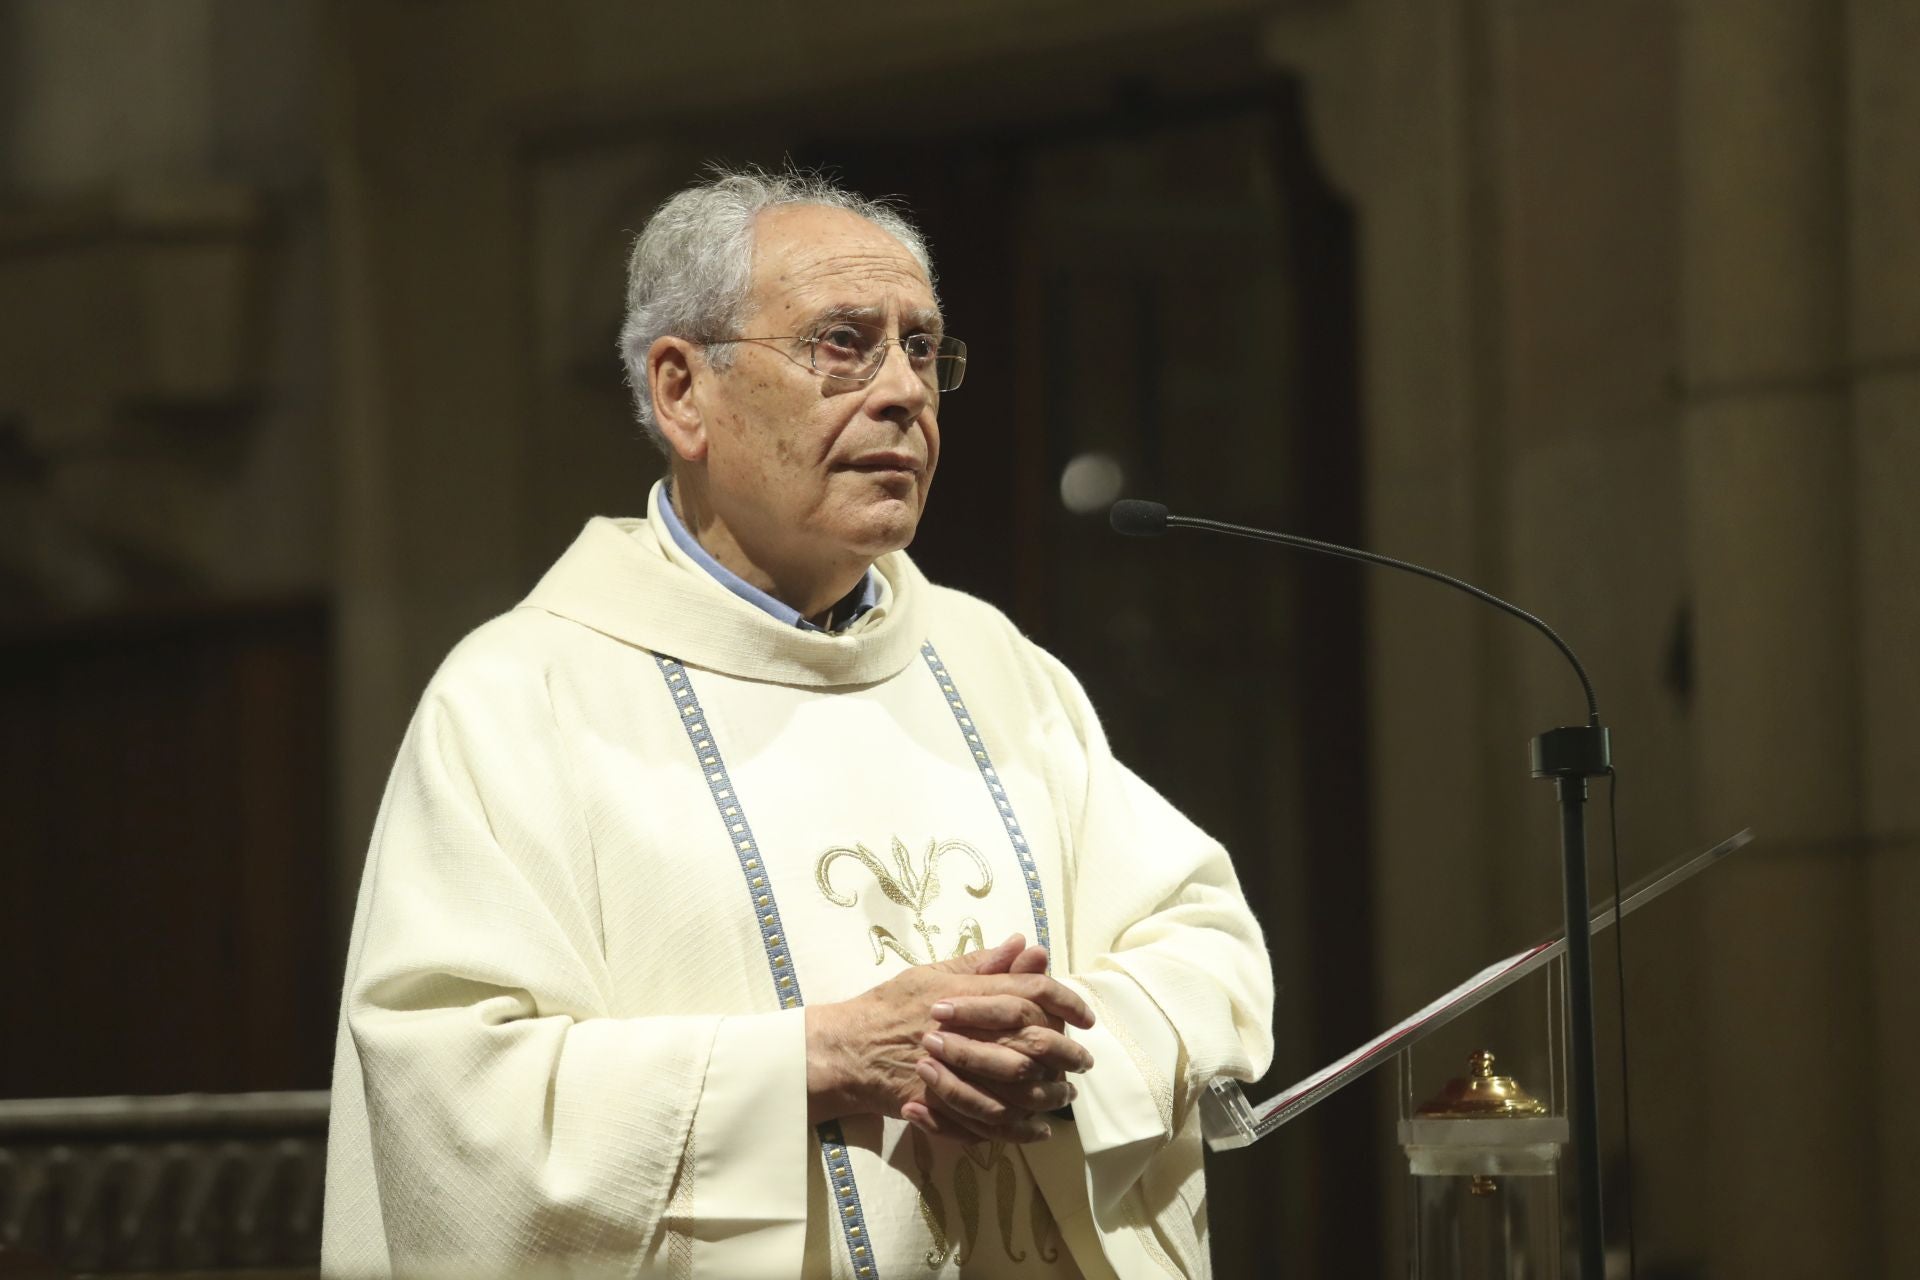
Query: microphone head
[[1109, 499, 1170, 537]]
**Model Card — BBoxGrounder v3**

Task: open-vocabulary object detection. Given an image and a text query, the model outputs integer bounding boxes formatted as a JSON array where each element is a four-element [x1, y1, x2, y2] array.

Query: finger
[[1009, 944, 1049, 975], [930, 994, 1053, 1033], [902, 1099, 993, 1145], [925, 1063, 1073, 1117], [926, 1036, 1079, 1112], [951, 974, 1088, 1028], [932, 982, 1093, 1034], [904, 1100, 988, 1144], [930, 1026, 1094, 1076], [1009, 974, 1094, 1028], [925, 1029, 1041, 1084], [932, 934, 1024, 976], [999, 1076, 1076, 1114], [916, 1058, 1052, 1143], [921, 1087, 1050, 1145]]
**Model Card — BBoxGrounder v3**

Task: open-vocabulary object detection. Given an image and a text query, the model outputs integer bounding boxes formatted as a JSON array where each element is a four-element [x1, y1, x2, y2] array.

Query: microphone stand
[[1114, 503, 1612, 1280], [1533, 725, 1611, 1280]]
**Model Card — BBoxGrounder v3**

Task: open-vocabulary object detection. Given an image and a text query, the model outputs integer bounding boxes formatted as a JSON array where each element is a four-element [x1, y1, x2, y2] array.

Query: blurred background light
[[1058, 450, 1126, 514]]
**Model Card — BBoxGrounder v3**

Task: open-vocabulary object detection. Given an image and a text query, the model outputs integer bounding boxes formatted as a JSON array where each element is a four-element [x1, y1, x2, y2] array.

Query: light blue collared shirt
[[657, 485, 880, 634]]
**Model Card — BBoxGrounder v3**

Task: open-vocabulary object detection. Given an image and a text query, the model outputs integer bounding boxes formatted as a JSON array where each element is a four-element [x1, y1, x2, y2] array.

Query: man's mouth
[[842, 452, 923, 474]]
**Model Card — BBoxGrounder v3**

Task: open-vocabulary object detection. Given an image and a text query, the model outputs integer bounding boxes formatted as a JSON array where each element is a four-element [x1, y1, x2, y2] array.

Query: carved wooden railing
[[0, 1091, 326, 1274]]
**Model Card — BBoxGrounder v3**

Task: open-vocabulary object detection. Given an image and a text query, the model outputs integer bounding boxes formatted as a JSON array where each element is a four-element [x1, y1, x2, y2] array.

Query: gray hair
[[618, 166, 938, 452]]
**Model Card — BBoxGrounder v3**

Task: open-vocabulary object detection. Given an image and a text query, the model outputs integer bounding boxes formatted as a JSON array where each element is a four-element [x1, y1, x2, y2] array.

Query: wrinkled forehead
[[746, 204, 940, 332]]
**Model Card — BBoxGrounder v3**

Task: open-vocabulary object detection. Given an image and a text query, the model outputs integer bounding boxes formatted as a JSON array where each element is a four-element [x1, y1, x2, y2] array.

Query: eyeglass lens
[[812, 321, 967, 392]]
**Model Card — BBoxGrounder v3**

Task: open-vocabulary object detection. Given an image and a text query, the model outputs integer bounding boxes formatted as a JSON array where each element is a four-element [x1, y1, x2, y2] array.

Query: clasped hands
[[805, 934, 1094, 1144]]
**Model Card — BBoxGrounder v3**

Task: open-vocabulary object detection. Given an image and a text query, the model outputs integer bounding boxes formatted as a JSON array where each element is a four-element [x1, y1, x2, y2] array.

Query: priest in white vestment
[[323, 168, 1275, 1278]]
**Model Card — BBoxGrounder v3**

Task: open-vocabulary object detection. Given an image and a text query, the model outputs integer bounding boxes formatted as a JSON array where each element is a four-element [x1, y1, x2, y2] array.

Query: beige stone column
[[322, 3, 550, 927], [1848, 3, 1920, 1276], [1334, 3, 1509, 1272], [1350, 0, 1503, 1028], [1678, 3, 1874, 1274]]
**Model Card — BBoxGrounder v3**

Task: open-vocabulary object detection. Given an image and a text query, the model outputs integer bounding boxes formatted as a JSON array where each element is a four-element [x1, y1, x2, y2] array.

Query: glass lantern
[[1398, 1051, 1568, 1280]]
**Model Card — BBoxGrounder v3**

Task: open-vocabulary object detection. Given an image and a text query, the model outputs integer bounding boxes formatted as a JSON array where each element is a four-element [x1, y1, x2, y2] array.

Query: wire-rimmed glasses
[[705, 318, 968, 392]]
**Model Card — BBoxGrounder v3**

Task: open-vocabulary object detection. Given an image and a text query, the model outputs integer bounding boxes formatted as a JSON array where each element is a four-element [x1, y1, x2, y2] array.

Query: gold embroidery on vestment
[[1030, 1176, 1061, 1263], [993, 1143, 1026, 1263], [908, 1135, 1059, 1267], [816, 837, 992, 965], [969, 1142, 1038, 1264], [909, 1125, 952, 1269], [953, 1156, 979, 1265]]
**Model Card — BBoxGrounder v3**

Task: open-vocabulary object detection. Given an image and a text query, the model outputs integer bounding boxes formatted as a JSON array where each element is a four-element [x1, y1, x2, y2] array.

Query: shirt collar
[[657, 483, 880, 634]]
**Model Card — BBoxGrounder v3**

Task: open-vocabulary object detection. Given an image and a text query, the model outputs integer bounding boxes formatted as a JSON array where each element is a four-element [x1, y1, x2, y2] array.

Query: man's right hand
[[804, 934, 1094, 1142]]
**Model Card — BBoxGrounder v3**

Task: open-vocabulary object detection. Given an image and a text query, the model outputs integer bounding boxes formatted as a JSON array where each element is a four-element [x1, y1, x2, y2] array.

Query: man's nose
[[867, 340, 932, 422]]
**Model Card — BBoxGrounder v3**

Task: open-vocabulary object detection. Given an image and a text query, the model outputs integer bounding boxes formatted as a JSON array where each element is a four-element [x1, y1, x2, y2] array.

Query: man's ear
[[649, 336, 709, 462]]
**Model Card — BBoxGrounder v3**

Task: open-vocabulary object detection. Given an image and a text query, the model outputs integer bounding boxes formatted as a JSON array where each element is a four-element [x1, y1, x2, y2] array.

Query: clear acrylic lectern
[[1201, 830, 1751, 1277]]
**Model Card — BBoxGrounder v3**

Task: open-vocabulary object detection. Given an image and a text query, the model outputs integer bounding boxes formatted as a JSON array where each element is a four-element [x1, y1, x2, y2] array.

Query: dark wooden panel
[[0, 597, 334, 1097]]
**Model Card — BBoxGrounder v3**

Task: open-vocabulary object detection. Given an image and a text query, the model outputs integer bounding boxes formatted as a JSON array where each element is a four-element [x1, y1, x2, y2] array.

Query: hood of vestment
[[520, 481, 931, 688]]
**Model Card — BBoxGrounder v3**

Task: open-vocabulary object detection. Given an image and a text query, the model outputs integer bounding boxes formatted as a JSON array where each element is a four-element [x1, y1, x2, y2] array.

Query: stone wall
[[1307, 0, 1917, 1274]]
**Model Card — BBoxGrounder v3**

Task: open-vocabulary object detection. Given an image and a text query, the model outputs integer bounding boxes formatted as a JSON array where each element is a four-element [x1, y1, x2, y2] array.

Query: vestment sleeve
[[333, 663, 809, 1272], [1033, 649, 1275, 1218]]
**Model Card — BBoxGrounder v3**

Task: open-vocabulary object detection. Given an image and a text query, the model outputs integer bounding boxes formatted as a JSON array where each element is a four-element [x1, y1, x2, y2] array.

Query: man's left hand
[[903, 944, 1093, 1143]]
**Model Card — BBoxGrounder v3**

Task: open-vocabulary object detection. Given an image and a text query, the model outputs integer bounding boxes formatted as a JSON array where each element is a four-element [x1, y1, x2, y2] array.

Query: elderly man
[[323, 169, 1273, 1278]]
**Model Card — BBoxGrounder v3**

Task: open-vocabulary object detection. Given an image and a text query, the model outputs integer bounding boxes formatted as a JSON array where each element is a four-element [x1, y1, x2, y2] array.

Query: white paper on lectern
[[1204, 828, 1754, 1151]]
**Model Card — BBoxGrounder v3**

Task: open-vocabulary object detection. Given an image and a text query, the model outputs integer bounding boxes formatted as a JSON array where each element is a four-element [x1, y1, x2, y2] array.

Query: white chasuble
[[322, 484, 1275, 1278]]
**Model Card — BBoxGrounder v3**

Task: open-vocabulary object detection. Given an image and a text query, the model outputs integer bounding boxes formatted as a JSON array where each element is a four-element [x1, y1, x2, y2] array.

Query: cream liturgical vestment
[[323, 485, 1275, 1278]]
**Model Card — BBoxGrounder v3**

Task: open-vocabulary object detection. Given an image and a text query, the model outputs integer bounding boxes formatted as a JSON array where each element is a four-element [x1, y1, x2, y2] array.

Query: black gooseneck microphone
[[1113, 497, 1616, 1280], [1111, 499, 1599, 723]]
